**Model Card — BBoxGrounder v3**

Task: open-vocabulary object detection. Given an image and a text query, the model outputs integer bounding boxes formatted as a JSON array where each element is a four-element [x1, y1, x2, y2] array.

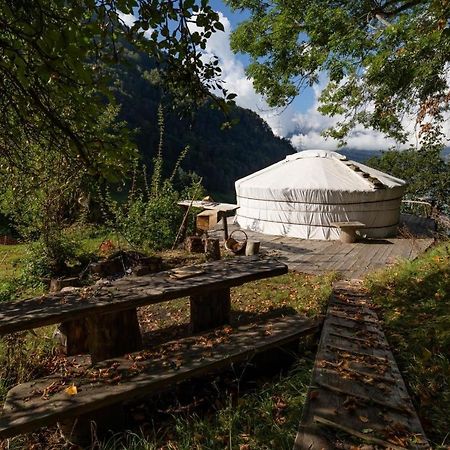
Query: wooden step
[[293, 282, 429, 450], [0, 314, 321, 440]]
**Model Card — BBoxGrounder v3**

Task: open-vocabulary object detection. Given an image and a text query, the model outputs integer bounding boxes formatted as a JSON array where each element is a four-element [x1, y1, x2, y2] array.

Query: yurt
[[234, 150, 406, 240]]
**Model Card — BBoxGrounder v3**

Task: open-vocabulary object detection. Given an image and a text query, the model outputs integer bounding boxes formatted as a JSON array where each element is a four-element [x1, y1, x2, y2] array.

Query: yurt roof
[[236, 149, 406, 193]]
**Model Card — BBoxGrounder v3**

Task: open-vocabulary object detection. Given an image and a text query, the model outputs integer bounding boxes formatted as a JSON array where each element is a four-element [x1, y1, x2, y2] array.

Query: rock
[[50, 277, 80, 293], [132, 265, 152, 276], [60, 286, 81, 293], [89, 258, 124, 277]]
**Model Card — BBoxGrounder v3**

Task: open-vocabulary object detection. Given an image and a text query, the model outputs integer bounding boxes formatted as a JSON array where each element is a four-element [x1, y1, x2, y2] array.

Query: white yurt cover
[[235, 150, 406, 240]]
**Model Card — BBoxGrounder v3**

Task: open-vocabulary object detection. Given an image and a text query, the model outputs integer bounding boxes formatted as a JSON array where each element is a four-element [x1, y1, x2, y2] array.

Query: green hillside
[[110, 48, 294, 199]]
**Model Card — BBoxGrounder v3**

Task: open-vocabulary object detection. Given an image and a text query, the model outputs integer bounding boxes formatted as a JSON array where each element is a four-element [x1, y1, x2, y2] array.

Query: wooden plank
[[293, 281, 429, 450], [0, 314, 321, 439], [0, 258, 287, 336]]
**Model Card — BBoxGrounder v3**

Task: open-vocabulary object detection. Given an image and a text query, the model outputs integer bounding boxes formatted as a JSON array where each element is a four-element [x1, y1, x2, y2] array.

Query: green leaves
[[227, 0, 450, 147], [0, 0, 228, 177]]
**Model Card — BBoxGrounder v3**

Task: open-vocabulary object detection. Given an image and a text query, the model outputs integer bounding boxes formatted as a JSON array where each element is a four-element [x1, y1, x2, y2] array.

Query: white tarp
[[235, 150, 406, 240]]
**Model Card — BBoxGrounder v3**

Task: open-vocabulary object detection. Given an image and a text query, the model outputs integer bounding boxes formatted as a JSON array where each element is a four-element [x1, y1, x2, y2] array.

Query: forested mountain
[[110, 48, 294, 199]]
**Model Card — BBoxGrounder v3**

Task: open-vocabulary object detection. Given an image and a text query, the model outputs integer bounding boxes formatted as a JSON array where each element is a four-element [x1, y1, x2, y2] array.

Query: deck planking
[[293, 281, 429, 450], [212, 221, 433, 279]]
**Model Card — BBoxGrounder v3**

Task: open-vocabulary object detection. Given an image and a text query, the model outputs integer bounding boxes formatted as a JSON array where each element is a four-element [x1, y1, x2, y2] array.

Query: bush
[[23, 234, 79, 278], [101, 105, 204, 252]]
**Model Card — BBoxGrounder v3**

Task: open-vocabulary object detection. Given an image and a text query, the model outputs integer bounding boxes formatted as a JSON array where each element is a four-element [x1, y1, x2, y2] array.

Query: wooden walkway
[[211, 222, 433, 279], [293, 281, 429, 450]]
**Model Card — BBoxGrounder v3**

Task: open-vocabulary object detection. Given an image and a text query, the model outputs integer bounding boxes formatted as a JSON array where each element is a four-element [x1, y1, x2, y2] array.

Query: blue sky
[[209, 1, 316, 117]]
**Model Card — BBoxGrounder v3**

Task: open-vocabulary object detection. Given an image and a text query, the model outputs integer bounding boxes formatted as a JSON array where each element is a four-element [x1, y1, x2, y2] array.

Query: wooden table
[[0, 258, 287, 363], [331, 221, 366, 243], [177, 200, 239, 240]]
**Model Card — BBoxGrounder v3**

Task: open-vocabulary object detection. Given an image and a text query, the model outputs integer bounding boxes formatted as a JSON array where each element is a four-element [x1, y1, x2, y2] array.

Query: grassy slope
[[366, 241, 450, 448]]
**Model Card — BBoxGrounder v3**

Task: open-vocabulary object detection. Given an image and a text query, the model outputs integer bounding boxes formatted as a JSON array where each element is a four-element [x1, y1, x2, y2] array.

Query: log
[[190, 288, 231, 333], [86, 309, 142, 364], [245, 241, 260, 256], [50, 277, 80, 293], [204, 238, 221, 261]]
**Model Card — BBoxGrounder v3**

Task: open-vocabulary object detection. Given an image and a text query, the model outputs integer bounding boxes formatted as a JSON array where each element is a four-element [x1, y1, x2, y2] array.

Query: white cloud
[[118, 11, 153, 39], [289, 74, 450, 152], [197, 13, 298, 136], [119, 9, 450, 149]]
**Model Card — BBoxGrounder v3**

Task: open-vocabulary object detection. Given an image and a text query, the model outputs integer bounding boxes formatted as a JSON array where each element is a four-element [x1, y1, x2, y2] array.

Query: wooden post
[[205, 238, 221, 261], [86, 309, 142, 364], [185, 235, 204, 253], [190, 288, 231, 333], [58, 319, 90, 356]]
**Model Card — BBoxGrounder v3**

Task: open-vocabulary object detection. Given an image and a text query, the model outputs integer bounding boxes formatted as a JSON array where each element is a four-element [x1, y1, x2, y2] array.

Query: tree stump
[[245, 241, 260, 256], [205, 238, 221, 261], [190, 288, 231, 333], [86, 309, 142, 364], [185, 235, 204, 253]]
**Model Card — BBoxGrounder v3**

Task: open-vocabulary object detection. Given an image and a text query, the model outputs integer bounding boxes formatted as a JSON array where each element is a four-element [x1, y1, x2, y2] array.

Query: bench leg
[[190, 288, 231, 333], [58, 319, 89, 356], [58, 404, 126, 445], [339, 227, 357, 243], [86, 308, 143, 364]]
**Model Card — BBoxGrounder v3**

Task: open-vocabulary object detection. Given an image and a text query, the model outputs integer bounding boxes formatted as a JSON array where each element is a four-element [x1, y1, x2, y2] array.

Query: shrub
[[101, 106, 204, 252]]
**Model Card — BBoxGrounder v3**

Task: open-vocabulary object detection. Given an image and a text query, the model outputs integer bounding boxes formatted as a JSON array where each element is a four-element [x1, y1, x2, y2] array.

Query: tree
[[0, 0, 226, 178], [367, 148, 450, 211], [226, 0, 450, 147]]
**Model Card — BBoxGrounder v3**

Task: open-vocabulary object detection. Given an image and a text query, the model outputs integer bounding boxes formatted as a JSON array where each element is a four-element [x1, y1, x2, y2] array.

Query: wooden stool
[[331, 221, 366, 243]]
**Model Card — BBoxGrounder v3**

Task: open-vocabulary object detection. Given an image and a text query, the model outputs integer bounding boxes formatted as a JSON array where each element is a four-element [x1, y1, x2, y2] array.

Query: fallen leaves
[[64, 384, 78, 396]]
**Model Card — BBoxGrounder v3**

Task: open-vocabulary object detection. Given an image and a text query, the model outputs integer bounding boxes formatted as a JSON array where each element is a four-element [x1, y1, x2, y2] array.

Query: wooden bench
[[0, 257, 324, 441], [0, 258, 287, 363], [0, 315, 322, 440], [331, 221, 366, 243]]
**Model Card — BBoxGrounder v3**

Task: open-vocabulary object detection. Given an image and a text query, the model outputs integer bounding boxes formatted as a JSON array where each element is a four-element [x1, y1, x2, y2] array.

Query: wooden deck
[[293, 281, 429, 450], [211, 221, 433, 279]]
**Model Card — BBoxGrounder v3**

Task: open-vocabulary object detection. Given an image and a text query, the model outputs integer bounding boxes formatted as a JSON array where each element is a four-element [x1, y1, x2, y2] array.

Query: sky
[[206, 1, 450, 152], [122, 2, 449, 152]]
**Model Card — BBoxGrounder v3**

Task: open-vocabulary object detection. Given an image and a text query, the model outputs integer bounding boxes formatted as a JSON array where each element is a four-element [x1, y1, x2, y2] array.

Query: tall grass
[[366, 241, 450, 448]]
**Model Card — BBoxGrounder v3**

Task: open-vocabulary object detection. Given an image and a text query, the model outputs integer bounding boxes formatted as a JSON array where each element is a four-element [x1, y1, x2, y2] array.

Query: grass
[[3, 227, 448, 448], [366, 241, 450, 448]]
